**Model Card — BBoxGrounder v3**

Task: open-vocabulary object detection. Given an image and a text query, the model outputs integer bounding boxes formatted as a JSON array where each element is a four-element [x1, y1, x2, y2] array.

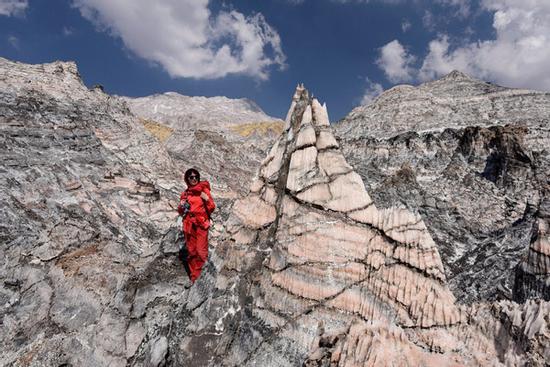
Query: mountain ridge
[[0, 56, 548, 366]]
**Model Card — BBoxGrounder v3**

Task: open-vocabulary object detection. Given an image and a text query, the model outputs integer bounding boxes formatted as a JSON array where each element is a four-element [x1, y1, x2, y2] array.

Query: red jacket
[[178, 181, 215, 231]]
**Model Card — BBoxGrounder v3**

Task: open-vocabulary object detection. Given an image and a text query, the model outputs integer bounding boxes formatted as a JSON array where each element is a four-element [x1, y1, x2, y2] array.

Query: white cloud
[[7, 35, 19, 49], [72, 0, 286, 80], [376, 40, 416, 83], [417, 36, 470, 80], [63, 26, 74, 36], [418, 0, 550, 90], [360, 78, 384, 105], [436, 0, 470, 17], [0, 0, 27, 16], [401, 19, 411, 33]]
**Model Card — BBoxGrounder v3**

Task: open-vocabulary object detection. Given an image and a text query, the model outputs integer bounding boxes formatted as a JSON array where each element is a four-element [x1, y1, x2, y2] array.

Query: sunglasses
[[188, 175, 199, 180]]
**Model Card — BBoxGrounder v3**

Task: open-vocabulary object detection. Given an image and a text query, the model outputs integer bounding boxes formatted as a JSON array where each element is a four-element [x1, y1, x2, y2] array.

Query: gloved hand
[[178, 201, 190, 216]]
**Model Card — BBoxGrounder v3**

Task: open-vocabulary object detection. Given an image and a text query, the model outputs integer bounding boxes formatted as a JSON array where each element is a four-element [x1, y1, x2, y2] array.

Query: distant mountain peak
[[441, 69, 474, 80]]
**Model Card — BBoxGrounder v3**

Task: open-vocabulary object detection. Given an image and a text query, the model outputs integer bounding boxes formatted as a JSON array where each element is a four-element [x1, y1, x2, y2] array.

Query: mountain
[[0, 57, 196, 366], [335, 71, 550, 304], [122, 92, 284, 200], [122, 92, 276, 131], [1, 57, 548, 366]]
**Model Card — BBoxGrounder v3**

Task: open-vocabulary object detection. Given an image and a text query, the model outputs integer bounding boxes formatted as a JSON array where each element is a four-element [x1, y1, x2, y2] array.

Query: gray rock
[[0, 56, 187, 366], [335, 72, 550, 303], [2, 56, 548, 367], [126, 321, 146, 359], [148, 336, 168, 367]]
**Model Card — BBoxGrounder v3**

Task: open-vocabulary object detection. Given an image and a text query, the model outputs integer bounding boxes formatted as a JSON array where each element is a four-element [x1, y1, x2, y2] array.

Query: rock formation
[[169, 85, 549, 366], [123, 92, 284, 200], [335, 71, 550, 304], [1, 57, 548, 366]]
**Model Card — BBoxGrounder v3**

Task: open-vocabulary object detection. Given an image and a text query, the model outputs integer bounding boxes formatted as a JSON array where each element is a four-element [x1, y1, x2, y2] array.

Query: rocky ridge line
[[123, 91, 285, 200]]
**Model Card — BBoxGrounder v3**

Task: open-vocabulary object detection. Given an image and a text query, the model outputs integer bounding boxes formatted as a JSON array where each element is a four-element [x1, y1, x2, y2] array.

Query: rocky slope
[[0, 57, 202, 366], [123, 92, 284, 200], [167, 86, 549, 366], [1, 57, 549, 367], [335, 71, 550, 304]]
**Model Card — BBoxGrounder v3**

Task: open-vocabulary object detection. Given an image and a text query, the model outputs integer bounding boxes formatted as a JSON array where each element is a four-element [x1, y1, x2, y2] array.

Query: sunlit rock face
[[170, 86, 549, 366], [335, 71, 550, 304], [0, 57, 192, 367], [123, 92, 284, 200]]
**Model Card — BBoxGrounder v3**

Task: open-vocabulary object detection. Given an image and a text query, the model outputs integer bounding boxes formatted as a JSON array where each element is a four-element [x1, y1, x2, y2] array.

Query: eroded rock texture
[[170, 85, 549, 366], [335, 71, 550, 304], [2, 57, 549, 366], [0, 57, 195, 366]]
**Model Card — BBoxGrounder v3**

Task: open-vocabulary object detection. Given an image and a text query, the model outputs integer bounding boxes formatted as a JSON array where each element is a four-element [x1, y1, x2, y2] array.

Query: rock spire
[[230, 85, 461, 328]]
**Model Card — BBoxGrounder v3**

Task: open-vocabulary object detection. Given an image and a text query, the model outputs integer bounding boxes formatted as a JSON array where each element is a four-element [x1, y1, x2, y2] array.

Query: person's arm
[[177, 193, 187, 216], [200, 189, 216, 215]]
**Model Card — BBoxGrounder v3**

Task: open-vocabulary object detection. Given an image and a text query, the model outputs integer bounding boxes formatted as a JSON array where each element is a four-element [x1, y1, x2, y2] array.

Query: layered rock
[[514, 195, 550, 302], [0, 57, 194, 366], [335, 72, 550, 303], [2, 57, 549, 366], [170, 85, 549, 366]]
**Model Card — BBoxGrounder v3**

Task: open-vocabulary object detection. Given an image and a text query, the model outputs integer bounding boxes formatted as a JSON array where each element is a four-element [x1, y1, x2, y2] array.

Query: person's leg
[[191, 228, 209, 281], [185, 230, 199, 282]]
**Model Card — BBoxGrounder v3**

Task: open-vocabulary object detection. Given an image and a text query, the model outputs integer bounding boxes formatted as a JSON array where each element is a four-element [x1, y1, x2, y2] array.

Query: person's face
[[188, 174, 199, 186]]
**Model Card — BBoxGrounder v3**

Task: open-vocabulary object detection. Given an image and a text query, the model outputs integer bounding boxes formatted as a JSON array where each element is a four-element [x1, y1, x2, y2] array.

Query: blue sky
[[1, 0, 549, 121]]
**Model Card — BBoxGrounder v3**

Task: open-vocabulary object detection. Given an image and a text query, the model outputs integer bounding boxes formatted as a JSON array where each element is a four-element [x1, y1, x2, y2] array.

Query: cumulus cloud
[[360, 78, 384, 105], [375, 1, 550, 91], [73, 0, 286, 80], [376, 40, 416, 83], [0, 0, 27, 16], [418, 0, 550, 90]]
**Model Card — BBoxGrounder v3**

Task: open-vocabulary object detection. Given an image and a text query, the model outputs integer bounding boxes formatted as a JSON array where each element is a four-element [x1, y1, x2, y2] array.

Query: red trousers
[[184, 226, 209, 282]]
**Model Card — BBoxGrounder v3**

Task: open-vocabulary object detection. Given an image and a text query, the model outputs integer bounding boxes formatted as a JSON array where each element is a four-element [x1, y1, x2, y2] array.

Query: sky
[[1, 0, 550, 121]]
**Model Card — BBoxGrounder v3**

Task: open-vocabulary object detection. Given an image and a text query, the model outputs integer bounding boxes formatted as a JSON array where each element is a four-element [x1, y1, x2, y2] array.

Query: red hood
[[186, 180, 211, 194]]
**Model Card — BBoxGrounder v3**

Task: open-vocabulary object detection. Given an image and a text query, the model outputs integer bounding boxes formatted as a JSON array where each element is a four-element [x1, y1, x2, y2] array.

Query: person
[[177, 168, 215, 283]]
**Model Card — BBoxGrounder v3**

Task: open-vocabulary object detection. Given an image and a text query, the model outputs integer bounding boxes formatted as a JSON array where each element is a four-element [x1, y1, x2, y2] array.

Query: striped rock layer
[[229, 85, 461, 329], [514, 208, 550, 303]]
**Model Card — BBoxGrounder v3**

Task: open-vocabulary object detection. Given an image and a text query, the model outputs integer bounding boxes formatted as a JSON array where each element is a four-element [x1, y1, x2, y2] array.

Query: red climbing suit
[[178, 180, 215, 282]]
